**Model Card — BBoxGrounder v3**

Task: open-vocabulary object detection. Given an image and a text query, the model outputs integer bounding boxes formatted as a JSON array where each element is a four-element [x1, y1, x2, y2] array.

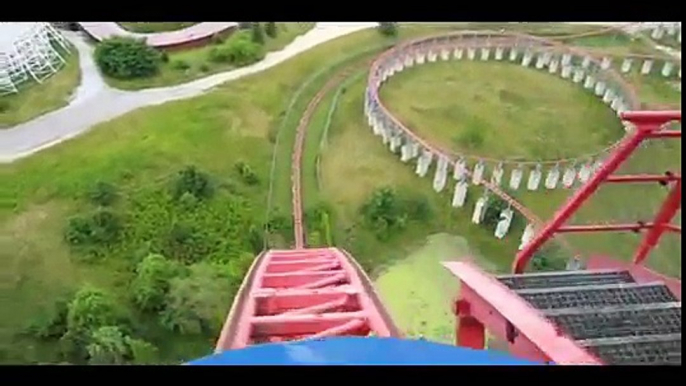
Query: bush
[[360, 187, 408, 241], [130, 254, 184, 313], [172, 166, 213, 200], [88, 181, 118, 207], [94, 37, 162, 79], [171, 59, 190, 71], [377, 22, 398, 37], [265, 22, 278, 38], [234, 161, 260, 185], [403, 196, 432, 222], [207, 34, 264, 66], [199, 63, 210, 72], [65, 209, 122, 246], [210, 34, 225, 45], [160, 51, 169, 63], [251, 22, 265, 44], [162, 223, 209, 264]]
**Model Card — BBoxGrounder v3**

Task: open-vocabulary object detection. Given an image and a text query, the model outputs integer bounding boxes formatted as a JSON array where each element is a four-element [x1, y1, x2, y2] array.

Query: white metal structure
[[0, 22, 71, 96]]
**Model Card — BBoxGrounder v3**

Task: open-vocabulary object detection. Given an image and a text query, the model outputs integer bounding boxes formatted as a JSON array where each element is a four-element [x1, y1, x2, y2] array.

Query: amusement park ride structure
[[206, 109, 681, 365]]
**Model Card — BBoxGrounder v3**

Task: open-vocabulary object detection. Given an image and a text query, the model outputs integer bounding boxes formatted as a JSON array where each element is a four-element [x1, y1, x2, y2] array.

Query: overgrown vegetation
[[95, 37, 163, 79], [360, 187, 432, 241], [378, 22, 398, 37]]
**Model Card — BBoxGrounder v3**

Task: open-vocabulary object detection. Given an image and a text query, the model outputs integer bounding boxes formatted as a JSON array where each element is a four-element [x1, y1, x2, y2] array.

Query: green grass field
[[118, 23, 198, 33], [104, 23, 315, 90], [380, 61, 623, 161], [0, 47, 80, 128]]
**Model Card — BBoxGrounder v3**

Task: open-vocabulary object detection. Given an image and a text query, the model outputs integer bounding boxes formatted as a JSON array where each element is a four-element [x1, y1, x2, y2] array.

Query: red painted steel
[[513, 110, 681, 274], [444, 261, 602, 365], [215, 248, 398, 350]]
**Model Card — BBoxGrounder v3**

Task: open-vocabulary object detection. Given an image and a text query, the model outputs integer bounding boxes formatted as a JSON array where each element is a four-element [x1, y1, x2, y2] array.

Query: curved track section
[[79, 22, 238, 50], [216, 58, 399, 351]]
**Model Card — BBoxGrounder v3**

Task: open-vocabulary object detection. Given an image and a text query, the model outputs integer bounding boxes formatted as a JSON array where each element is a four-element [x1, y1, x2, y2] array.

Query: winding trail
[[0, 23, 378, 163]]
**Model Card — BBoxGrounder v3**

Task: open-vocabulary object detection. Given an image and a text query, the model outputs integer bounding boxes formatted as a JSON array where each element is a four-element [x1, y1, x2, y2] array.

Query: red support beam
[[605, 173, 680, 184], [513, 110, 681, 274], [633, 178, 682, 265], [558, 223, 655, 233], [443, 262, 602, 365]]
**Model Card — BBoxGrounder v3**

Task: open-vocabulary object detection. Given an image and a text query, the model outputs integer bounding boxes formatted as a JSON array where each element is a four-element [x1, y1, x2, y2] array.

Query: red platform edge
[[215, 248, 400, 351], [444, 110, 681, 365]]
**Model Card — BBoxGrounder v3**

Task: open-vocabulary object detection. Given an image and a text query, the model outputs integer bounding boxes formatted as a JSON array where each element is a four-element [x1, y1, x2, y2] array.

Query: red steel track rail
[[216, 59, 399, 351]]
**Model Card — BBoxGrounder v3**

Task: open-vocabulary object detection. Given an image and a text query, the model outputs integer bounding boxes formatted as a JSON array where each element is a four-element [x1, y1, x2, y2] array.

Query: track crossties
[[497, 269, 681, 365], [215, 248, 399, 350]]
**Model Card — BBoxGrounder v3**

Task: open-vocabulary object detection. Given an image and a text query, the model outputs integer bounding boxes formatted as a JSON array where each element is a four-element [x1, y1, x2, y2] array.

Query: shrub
[[377, 22, 398, 37], [162, 223, 208, 264], [210, 34, 225, 45], [531, 244, 569, 272], [172, 166, 213, 200], [208, 34, 264, 66], [403, 196, 432, 222], [234, 161, 260, 185], [130, 254, 184, 313], [88, 181, 118, 207], [171, 59, 190, 71], [27, 297, 70, 340], [94, 37, 162, 79], [208, 46, 231, 63], [160, 51, 169, 63], [199, 63, 210, 72], [265, 22, 278, 38], [251, 22, 265, 44], [360, 187, 408, 241], [65, 209, 122, 246]]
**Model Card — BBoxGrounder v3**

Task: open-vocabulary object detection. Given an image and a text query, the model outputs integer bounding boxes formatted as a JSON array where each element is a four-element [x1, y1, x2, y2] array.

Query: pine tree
[[265, 22, 278, 38], [251, 22, 265, 44]]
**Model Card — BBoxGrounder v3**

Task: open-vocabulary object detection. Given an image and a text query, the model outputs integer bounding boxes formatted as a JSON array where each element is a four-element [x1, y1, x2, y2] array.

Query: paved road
[[0, 23, 378, 163]]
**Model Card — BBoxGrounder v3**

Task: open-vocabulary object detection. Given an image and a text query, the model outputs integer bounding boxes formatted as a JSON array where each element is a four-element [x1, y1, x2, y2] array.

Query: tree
[[160, 262, 233, 335], [251, 22, 265, 44], [172, 165, 214, 200], [87, 326, 129, 365], [377, 22, 398, 37], [265, 22, 278, 38], [66, 286, 121, 336], [131, 254, 184, 312], [94, 37, 162, 79]]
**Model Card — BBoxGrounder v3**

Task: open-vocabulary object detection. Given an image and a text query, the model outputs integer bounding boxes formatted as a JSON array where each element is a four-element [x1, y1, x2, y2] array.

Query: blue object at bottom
[[187, 337, 545, 365]]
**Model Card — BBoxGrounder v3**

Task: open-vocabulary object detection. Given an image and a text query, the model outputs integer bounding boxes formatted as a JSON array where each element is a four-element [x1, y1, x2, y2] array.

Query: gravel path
[[0, 23, 377, 163]]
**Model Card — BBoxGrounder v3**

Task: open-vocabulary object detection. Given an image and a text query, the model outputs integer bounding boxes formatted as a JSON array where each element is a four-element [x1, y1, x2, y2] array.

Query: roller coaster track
[[216, 27, 680, 353], [216, 57, 400, 351]]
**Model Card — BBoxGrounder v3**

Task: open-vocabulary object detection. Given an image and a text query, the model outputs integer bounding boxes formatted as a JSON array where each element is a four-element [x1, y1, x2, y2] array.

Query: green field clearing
[[0, 46, 80, 128], [380, 60, 624, 161]]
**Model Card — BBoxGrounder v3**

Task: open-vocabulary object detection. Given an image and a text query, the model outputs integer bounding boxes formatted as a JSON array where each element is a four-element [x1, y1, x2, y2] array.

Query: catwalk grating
[[545, 303, 681, 341], [517, 283, 678, 310], [579, 335, 682, 365], [496, 270, 635, 290]]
